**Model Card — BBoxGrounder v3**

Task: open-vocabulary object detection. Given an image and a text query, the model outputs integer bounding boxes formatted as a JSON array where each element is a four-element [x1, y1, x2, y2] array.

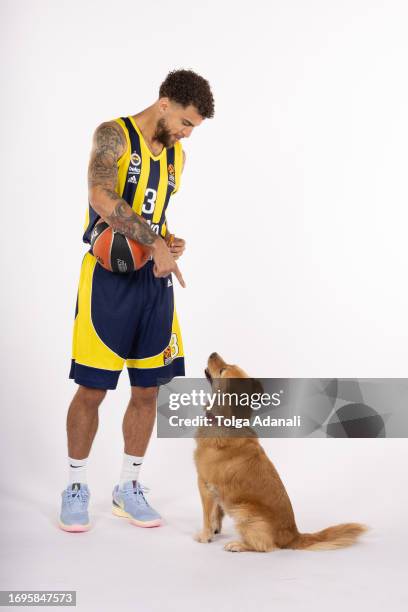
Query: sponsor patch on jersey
[[168, 163, 175, 175], [128, 166, 141, 175]]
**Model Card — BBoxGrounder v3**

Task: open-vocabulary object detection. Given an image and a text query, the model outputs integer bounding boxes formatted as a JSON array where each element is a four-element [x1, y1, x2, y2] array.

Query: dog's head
[[205, 352, 263, 421], [205, 352, 249, 382]]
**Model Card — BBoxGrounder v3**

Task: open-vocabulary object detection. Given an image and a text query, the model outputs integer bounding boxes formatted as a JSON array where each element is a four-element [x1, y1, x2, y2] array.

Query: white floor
[[1, 438, 407, 612]]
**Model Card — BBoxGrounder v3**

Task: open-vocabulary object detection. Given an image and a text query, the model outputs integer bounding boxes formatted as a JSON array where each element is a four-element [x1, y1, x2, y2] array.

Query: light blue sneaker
[[59, 483, 90, 532], [112, 481, 162, 528]]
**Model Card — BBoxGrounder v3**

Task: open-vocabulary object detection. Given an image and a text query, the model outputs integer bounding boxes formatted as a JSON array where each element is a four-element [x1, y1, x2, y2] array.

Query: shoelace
[[66, 488, 89, 508], [123, 483, 150, 506]]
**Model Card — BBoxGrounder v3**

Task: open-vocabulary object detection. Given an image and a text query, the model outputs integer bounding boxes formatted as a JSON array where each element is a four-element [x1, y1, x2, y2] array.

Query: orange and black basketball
[[90, 219, 151, 273]]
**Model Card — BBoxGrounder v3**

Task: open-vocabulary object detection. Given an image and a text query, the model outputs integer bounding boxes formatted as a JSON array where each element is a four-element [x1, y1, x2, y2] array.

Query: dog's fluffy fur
[[194, 353, 368, 553]]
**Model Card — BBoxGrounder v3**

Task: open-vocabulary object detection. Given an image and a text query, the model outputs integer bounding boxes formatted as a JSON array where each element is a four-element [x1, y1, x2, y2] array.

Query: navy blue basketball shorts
[[69, 252, 185, 389]]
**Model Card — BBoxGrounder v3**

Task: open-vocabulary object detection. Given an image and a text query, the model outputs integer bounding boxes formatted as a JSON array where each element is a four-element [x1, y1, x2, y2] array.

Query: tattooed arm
[[88, 122, 157, 245], [88, 121, 185, 286]]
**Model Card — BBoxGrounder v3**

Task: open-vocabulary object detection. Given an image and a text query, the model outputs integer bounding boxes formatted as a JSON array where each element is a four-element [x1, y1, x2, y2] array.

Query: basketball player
[[59, 70, 215, 531]]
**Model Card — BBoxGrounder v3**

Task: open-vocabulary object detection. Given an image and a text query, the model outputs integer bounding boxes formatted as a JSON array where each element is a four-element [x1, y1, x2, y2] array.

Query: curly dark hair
[[159, 69, 214, 119]]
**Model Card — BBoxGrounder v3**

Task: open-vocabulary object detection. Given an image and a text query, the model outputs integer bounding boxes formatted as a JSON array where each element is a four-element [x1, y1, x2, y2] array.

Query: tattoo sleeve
[[107, 200, 157, 245], [88, 122, 158, 246]]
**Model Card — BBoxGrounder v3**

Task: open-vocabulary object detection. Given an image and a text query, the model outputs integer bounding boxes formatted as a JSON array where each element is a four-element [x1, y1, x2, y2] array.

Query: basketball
[[90, 219, 151, 273]]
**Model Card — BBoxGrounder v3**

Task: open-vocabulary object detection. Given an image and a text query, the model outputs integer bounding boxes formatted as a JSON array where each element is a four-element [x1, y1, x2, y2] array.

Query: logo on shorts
[[163, 333, 179, 365], [163, 346, 173, 365]]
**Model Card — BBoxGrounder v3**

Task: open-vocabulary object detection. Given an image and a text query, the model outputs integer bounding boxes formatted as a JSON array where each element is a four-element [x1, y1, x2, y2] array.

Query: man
[[59, 69, 215, 532]]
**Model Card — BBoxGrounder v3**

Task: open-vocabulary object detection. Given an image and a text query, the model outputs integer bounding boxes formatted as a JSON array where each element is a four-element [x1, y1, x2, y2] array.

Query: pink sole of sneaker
[[129, 518, 162, 528], [59, 522, 90, 533]]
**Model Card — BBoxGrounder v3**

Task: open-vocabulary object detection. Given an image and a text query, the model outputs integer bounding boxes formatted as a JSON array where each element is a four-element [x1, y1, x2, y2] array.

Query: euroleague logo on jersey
[[129, 152, 141, 175], [168, 163, 176, 188]]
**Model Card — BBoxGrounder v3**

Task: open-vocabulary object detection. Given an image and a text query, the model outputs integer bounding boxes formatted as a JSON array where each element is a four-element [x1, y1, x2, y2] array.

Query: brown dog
[[194, 352, 368, 552]]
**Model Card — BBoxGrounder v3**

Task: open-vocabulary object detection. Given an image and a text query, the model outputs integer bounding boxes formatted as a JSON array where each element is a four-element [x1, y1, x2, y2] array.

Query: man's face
[[154, 99, 203, 147]]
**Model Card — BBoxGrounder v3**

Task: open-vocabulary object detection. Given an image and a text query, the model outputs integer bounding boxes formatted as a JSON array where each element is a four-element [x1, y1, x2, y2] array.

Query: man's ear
[[158, 97, 169, 113]]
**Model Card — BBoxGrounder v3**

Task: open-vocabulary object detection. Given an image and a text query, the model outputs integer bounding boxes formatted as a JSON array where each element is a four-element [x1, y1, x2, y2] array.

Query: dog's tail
[[290, 522, 369, 551]]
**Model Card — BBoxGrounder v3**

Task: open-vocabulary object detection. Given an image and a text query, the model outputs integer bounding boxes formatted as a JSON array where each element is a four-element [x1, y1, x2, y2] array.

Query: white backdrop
[[1, 1, 408, 611]]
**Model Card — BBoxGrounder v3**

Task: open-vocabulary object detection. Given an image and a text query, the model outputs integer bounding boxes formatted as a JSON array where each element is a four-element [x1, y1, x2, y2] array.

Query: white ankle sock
[[68, 457, 88, 485], [120, 453, 144, 487]]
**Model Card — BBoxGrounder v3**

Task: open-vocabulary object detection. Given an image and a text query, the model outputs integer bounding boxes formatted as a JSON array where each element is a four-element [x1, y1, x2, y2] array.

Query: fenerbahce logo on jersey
[[127, 152, 141, 184], [129, 152, 141, 174]]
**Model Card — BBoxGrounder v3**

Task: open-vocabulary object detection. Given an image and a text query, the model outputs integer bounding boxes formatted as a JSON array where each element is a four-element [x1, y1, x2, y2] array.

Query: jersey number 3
[[142, 188, 157, 214]]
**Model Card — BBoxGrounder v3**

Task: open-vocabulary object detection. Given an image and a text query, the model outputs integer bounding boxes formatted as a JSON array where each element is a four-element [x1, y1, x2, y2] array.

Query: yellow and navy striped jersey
[[83, 116, 183, 244]]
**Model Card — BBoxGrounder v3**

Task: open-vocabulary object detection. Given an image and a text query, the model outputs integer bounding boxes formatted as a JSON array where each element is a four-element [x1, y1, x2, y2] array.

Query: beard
[[153, 117, 175, 148]]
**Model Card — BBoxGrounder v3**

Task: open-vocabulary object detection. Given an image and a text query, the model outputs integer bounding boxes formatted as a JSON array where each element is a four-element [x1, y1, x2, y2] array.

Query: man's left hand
[[168, 236, 186, 260]]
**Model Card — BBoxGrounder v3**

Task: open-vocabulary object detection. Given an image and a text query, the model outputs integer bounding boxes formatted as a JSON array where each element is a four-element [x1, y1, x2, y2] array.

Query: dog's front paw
[[194, 530, 213, 543], [224, 541, 247, 552]]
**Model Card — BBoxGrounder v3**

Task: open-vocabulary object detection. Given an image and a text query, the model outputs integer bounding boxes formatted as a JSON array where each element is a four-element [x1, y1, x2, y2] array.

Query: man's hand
[[151, 236, 186, 288], [168, 236, 186, 260]]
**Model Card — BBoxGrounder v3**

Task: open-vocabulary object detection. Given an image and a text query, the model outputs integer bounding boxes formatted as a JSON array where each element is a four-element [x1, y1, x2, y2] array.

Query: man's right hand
[[151, 236, 186, 288]]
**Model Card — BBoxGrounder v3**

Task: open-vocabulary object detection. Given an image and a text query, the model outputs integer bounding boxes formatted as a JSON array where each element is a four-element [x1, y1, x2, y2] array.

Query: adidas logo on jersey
[[127, 175, 138, 184]]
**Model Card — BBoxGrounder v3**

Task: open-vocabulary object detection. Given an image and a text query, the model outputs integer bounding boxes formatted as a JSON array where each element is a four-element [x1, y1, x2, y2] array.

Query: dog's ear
[[251, 379, 264, 395], [212, 376, 257, 421], [210, 375, 227, 396], [251, 378, 264, 393]]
